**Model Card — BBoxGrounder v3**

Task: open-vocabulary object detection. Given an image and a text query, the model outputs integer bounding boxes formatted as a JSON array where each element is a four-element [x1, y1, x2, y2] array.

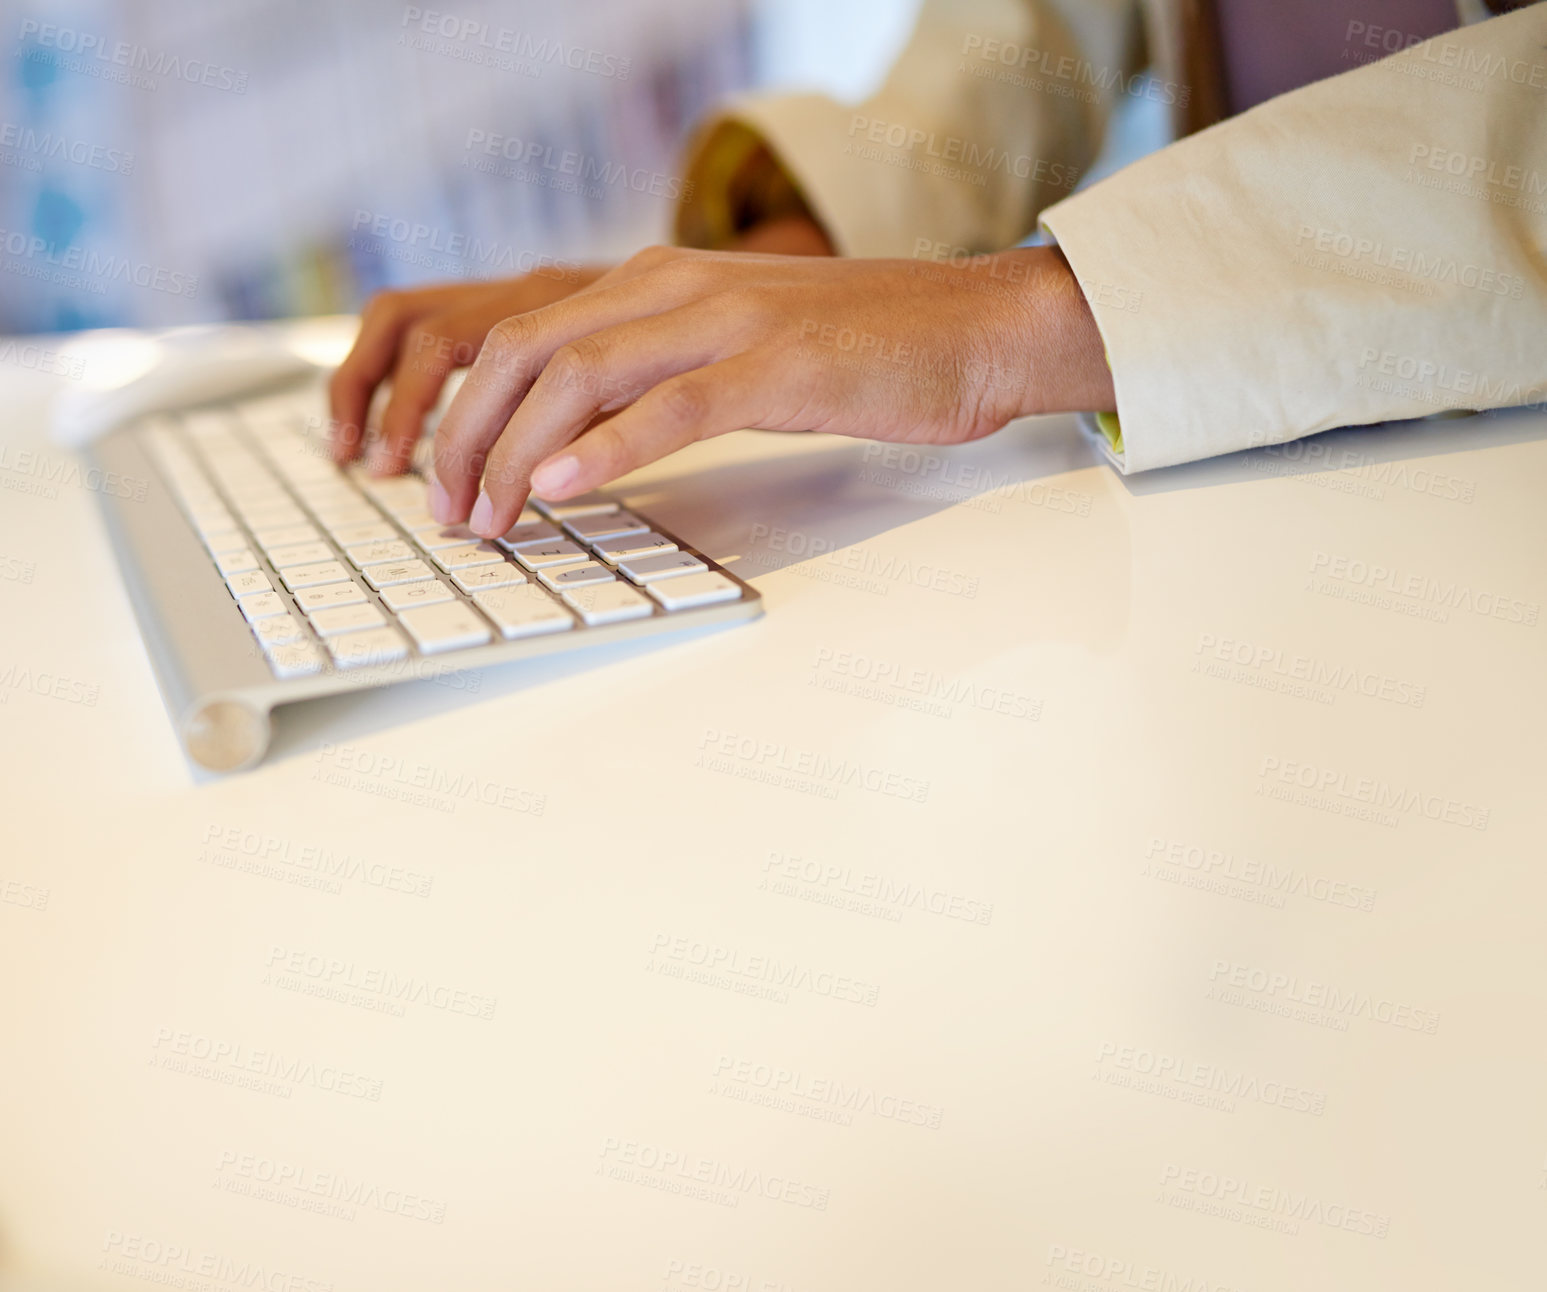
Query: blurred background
[[0, 0, 922, 333]]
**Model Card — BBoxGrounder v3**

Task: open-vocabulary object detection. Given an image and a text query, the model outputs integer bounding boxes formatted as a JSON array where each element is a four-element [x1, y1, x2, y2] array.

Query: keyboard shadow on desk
[[1113, 407, 1547, 497], [261, 619, 758, 767], [621, 415, 1106, 579]]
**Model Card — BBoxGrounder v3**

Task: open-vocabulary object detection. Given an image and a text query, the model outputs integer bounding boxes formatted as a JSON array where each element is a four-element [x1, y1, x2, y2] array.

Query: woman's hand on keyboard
[[330, 216, 835, 480], [329, 268, 606, 475], [429, 243, 1116, 538]]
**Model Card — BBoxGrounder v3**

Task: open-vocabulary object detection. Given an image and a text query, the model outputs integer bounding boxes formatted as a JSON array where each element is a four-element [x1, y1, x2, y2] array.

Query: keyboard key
[[423, 541, 495, 572], [225, 570, 274, 598], [201, 528, 247, 555], [219, 464, 280, 484], [563, 510, 649, 541], [532, 493, 618, 519], [646, 571, 743, 610], [292, 479, 354, 500], [264, 642, 326, 679], [265, 541, 336, 568], [378, 579, 454, 612], [252, 523, 321, 549], [239, 503, 307, 528], [252, 613, 306, 647], [184, 410, 240, 439], [390, 507, 438, 531], [512, 540, 587, 570], [411, 523, 481, 550], [280, 560, 352, 590], [215, 548, 259, 575], [220, 464, 279, 484], [327, 520, 398, 547], [398, 601, 492, 654], [328, 626, 410, 669], [376, 494, 430, 519], [474, 585, 573, 639], [292, 581, 367, 612], [562, 580, 653, 625], [239, 591, 289, 621], [591, 532, 677, 565], [191, 508, 237, 535], [226, 476, 283, 497], [618, 551, 706, 583], [307, 602, 387, 636], [431, 541, 504, 571], [362, 476, 424, 507], [492, 521, 561, 549], [452, 564, 526, 594], [363, 559, 435, 588], [226, 467, 288, 488], [539, 561, 614, 591], [344, 540, 414, 568], [313, 503, 385, 529]]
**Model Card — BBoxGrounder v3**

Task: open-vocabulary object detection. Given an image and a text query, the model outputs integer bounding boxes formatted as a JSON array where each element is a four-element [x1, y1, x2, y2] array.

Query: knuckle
[[654, 375, 711, 428], [434, 435, 485, 484], [481, 444, 526, 494], [361, 288, 405, 321], [483, 315, 539, 382], [626, 243, 682, 272], [429, 424, 456, 465], [649, 256, 715, 294], [718, 286, 775, 329], [400, 322, 448, 373], [546, 336, 606, 396], [486, 314, 535, 351], [432, 421, 481, 479], [587, 422, 631, 476]]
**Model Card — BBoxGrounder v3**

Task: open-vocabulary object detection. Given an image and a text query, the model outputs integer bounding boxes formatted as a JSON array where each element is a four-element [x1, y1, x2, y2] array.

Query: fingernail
[[469, 490, 494, 536], [428, 477, 454, 523], [366, 444, 392, 476], [531, 455, 579, 498]]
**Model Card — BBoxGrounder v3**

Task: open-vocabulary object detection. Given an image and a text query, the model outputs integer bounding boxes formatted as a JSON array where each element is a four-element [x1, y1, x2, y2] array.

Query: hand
[[429, 243, 1115, 537], [329, 215, 835, 476], [328, 265, 605, 474]]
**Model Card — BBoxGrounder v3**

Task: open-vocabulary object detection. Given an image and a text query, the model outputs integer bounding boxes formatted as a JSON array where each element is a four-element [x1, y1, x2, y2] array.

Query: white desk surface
[[1, 334, 1544, 1291]]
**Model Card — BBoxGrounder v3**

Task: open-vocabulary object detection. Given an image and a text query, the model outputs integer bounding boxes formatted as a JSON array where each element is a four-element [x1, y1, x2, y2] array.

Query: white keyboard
[[138, 393, 755, 683]]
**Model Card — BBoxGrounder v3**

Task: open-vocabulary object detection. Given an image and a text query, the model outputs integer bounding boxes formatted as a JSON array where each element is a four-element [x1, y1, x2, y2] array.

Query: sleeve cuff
[[1093, 410, 1124, 456], [676, 95, 894, 257], [674, 118, 824, 251]]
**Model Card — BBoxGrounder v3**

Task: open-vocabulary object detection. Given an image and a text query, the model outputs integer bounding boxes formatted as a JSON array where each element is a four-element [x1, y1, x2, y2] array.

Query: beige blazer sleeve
[[675, 0, 1144, 257], [1040, 6, 1547, 473]]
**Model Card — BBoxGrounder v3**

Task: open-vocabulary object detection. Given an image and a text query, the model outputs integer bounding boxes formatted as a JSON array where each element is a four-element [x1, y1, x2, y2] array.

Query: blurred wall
[[0, 0, 920, 333]]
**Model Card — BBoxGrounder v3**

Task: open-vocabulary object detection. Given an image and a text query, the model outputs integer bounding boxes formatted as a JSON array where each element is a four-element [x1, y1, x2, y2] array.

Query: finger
[[369, 296, 521, 477], [327, 285, 472, 462], [470, 299, 755, 536], [531, 352, 780, 501], [433, 262, 724, 522]]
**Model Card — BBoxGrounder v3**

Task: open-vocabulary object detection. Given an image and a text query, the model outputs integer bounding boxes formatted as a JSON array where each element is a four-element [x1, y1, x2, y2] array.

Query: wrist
[[990, 246, 1115, 419]]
